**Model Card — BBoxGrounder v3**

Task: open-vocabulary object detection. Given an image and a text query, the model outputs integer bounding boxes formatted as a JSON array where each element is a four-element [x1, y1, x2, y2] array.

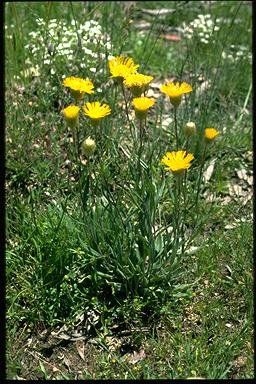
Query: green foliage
[[6, 0, 252, 380]]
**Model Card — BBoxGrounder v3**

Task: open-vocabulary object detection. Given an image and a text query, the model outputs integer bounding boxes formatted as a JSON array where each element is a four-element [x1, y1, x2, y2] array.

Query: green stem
[[184, 137, 190, 153], [180, 175, 185, 254], [174, 107, 179, 150], [137, 118, 145, 180], [121, 82, 133, 137], [173, 175, 182, 258], [194, 143, 207, 208]]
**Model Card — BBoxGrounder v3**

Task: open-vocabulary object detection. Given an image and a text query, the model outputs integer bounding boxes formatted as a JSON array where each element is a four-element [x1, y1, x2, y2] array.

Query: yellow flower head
[[132, 97, 155, 111], [204, 128, 219, 143], [132, 97, 155, 120], [63, 105, 80, 128], [161, 150, 194, 175], [108, 56, 140, 81], [160, 81, 192, 108], [63, 76, 94, 100], [82, 101, 111, 125], [123, 73, 153, 96]]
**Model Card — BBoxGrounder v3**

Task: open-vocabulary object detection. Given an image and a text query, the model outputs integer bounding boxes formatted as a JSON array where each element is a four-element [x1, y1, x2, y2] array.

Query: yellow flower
[[132, 97, 155, 120], [184, 121, 197, 137], [81, 136, 96, 157], [108, 56, 139, 81], [123, 73, 153, 96], [63, 76, 94, 100], [161, 150, 194, 175], [63, 105, 80, 129], [204, 128, 219, 142], [82, 101, 111, 125], [160, 81, 192, 108]]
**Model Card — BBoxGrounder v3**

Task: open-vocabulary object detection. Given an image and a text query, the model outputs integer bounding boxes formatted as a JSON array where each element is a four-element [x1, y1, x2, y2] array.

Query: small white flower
[[50, 68, 56, 75], [214, 26, 220, 31], [62, 49, 73, 55], [49, 22, 57, 28], [106, 42, 112, 50], [37, 18, 44, 25], [44, 59, 51, 65], [192, 20, 200, 27], [201, 38, 208, 44], [29, 31, 37, 38], [89, 67, 96, 73], [62, 42, 72, 48], [82, 47, 92, 55]]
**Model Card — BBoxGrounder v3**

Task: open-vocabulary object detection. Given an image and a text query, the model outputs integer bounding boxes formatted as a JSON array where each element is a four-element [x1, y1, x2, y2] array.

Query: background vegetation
[[5, 1, 253, 379]]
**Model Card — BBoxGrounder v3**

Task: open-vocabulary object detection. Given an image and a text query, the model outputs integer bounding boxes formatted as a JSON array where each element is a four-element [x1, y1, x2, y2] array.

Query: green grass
[[5, 1, 253, 380]]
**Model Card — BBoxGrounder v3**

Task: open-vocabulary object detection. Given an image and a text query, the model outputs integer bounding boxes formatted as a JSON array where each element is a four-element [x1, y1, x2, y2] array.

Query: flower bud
[[63, 106, 80, 129], [184, 121, 196, 137], [204, 128, 219, 143], [81, 136, 96, 157]]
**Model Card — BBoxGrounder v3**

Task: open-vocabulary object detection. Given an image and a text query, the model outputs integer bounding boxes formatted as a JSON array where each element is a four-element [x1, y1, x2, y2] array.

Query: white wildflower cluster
[[24, 18, 112, 75], [182, 14, 220, 45], [221, 44, 252, 63]]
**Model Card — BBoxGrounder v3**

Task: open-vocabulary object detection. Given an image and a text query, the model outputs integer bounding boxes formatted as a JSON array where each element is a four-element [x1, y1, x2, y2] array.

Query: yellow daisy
[[82, 101, 111, 125], [123, 73, 153, 96], [108, 56, 139, 81], [204, 128, 219, 142], [161, 150, 194, 175], [63, 105, 80, 128], [63, 76, 94, 100], [132, 97, 155, 120], [160, 81, 192, 108]]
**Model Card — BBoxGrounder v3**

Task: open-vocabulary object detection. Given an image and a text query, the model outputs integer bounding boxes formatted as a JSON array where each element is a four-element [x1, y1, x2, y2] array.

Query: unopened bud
[[184, 121, 196, 137], [81, 136, 96, 157]]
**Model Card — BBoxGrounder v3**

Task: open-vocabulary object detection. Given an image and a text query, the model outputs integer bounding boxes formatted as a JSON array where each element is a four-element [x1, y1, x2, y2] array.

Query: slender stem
[[137, 118, 145, 180], [172, 175, 182, 259], [184, 137, 190, 154], [121, 82, 133, 137], [174, 107, 179, 150], [72, 121, 86, 214], [194, 143, 207, 208], [180, 170, 190, 254]]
